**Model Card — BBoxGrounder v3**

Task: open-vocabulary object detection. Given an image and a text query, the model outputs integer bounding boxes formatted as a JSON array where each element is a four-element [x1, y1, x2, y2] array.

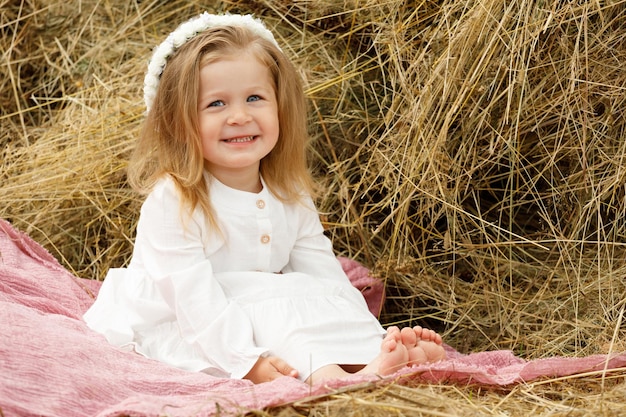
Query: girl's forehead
[[198, 52, 276, 93], [201, 51, 275, 81]]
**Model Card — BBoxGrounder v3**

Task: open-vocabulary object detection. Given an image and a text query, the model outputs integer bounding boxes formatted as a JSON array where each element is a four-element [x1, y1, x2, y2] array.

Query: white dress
[[83, 175, 385, 380]]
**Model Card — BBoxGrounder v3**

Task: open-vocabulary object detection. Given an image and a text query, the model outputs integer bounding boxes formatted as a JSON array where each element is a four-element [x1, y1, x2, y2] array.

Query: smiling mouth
[[223, 135, 256, 143]]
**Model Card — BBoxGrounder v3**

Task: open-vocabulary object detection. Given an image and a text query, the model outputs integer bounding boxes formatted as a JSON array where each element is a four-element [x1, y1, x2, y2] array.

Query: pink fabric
[[1, 218, 625, 417], [338, 256, 385, 317]]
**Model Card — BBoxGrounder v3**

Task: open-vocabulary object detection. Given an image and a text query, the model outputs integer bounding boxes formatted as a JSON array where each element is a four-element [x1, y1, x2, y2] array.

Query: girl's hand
[[243, 355, 299, 383]]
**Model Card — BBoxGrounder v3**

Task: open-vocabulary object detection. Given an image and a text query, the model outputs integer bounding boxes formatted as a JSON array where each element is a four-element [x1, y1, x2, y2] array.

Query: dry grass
[[2, 0, 626, 415]]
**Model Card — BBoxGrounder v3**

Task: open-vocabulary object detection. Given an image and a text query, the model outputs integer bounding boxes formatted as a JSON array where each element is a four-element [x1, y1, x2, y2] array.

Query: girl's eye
[[208, 100, 224, 107], [247, 95, 261, 102]]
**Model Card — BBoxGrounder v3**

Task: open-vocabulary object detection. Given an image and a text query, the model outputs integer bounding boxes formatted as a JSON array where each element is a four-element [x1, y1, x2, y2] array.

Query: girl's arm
[[284, 196, 352, 283]]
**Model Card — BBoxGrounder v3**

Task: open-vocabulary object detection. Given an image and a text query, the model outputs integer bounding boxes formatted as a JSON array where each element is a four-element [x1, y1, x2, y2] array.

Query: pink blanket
[[2, 218, 625, 417]]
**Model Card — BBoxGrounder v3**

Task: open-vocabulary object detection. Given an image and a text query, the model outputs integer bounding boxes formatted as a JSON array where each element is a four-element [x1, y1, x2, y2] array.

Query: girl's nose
[[227, 104, 252, 125]]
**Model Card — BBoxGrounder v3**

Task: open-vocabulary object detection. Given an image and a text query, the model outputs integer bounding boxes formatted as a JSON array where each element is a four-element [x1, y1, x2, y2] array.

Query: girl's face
[[197, 51, 279, 190]]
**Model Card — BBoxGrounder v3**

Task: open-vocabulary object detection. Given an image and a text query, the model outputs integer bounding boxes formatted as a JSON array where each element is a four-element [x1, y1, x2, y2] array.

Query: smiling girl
[[84, 13, 446, 384]]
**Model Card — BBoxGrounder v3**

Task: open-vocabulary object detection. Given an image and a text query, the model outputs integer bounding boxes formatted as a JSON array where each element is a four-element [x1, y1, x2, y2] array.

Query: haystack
[[2, 0, 626, 414]]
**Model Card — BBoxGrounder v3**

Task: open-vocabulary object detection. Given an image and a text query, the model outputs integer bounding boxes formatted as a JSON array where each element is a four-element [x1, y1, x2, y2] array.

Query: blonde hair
[[128, 25, 315, 225]]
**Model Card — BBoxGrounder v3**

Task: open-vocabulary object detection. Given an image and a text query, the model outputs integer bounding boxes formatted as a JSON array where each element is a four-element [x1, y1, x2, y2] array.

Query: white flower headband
[[143, 12, 281, 112]]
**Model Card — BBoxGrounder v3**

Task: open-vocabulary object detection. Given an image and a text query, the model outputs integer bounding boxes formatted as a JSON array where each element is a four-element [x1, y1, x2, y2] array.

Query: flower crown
[[143, 12, 281, 112]]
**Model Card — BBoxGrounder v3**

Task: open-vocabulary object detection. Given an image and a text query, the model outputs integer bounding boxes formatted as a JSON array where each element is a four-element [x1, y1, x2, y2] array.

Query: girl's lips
[[223, 135, 256, 143]]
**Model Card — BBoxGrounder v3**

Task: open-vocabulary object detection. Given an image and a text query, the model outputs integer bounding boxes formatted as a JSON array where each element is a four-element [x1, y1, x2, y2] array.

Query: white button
[[260, 234, 270, 244], [256, 199, 266, 209]]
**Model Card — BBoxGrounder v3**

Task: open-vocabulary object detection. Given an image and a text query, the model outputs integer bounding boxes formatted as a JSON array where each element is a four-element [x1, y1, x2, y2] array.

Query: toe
[[386, 326, 402, 342], [415, 326, 431, 340], [414, 326, 443, 344], [400, 326, 418, 347]]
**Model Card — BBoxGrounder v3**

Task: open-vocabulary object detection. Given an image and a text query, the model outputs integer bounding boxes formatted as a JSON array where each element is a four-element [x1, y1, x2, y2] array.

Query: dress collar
[[206, 173, 270, 213]]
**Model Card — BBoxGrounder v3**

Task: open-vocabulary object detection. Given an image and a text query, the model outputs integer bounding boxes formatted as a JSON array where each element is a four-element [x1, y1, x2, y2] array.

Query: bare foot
[[304, 326, 446, 384], [354, 326, 411, 376], [376, 327, 409, 375], [400, 326, 446, 365]]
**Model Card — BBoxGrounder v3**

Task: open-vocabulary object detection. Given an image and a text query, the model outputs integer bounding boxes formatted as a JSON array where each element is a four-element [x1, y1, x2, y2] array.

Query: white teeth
[[226, 136, 254, 143]]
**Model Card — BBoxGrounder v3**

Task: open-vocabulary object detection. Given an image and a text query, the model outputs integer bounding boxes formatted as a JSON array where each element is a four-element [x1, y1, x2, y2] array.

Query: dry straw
[[2, 0, 626, 414]]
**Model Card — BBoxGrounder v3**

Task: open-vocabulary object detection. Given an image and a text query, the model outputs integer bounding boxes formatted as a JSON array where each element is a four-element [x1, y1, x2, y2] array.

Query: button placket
[[255, 196, 271, 271]]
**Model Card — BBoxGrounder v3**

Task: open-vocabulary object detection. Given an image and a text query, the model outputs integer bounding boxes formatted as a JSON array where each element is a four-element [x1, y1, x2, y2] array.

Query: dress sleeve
[[133, 179, 267, 378], [284, 196, 351, 284], [284, 195, 377, 315]]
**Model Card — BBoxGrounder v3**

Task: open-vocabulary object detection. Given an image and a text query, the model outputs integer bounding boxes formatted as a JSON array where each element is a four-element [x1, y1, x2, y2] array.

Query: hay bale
[[289, 0, 626, 358]]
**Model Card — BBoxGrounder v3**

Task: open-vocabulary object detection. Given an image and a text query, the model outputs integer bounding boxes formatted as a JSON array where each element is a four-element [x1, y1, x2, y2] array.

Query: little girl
[[84, 12, 446, 384]]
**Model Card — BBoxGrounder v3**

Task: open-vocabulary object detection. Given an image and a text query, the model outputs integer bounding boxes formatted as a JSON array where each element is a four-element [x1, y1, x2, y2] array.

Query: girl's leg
[[305, 327, 408, 384], [304, 364, 350, 383]]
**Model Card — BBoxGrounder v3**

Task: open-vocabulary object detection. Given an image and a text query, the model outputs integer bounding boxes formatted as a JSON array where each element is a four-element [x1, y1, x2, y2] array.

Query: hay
[[2, 0, 626, 414]]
